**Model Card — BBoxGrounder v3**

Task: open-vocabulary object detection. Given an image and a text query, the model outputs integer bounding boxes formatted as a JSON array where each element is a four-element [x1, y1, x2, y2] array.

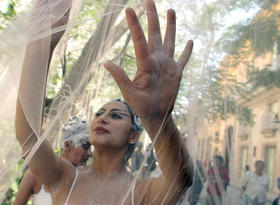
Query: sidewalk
[[180, 184, 275, 205], [182, 183, 244, 205], [198, 184, 270, 205]]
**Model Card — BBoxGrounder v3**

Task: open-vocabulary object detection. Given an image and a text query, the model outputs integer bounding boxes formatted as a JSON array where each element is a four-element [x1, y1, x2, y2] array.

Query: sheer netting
[[0, 0, 280, 204]]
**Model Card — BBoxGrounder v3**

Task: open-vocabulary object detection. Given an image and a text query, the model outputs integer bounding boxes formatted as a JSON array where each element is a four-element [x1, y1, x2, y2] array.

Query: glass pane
[[265, 146, 276, 190], [239, 146, 248, 178]]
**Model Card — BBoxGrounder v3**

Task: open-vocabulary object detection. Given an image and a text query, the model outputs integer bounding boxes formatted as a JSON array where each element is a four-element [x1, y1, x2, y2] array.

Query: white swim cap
[[61, 116, 89, 149]]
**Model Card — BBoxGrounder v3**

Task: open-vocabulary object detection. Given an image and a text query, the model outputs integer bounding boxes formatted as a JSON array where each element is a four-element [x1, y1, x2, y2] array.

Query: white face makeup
[[70, 142, 92, 166]]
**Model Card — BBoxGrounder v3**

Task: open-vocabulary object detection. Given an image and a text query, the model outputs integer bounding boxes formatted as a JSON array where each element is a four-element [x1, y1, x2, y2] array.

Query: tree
[[170, 0, 273, 127]]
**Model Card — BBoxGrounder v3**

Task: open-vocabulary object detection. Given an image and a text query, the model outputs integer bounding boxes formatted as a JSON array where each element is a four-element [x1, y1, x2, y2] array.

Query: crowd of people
[[183, 156, 279, 205], [169, 153, 279, 205]]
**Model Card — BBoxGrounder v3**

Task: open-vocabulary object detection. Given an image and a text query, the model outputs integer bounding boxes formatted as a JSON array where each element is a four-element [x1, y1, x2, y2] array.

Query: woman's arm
[[240, 174, 249, 198], [104, 0, 193, 203], [135, 117, 193, 204], [15, 0, 71, 189], [13, 170, 36, 205]]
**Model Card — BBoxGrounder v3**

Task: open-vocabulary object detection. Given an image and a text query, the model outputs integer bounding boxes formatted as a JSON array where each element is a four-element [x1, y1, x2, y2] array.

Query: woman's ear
[[128, 132, 140, 144]]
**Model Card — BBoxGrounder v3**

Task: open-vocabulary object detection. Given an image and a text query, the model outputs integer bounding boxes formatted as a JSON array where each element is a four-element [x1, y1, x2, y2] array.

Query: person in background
[[272, 177, 280, 205], [206, 155, 229, 205], [241, 160, 269, 205], [188, 160, 205, 205], [137, 143, 157, 178], [13, 117, 92, 205], [131, 141, 144, 172], [146, 143, 157, 173], [245, 165, 250, 175]]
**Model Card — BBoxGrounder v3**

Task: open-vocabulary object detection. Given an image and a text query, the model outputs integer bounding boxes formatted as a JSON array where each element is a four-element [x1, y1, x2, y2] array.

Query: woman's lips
[[94, 126, 110, 134]]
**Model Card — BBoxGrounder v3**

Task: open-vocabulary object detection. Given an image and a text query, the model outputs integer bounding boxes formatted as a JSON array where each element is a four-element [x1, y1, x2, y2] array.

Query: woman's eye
[[110, 113, 122, 119], [95, 112, 103, 117]]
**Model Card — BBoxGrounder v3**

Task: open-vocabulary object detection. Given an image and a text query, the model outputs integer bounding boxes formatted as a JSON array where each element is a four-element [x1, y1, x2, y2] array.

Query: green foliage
[[204, 68, 253, 125], [209, 96, 253, 125], [227, 17, 279, 57], [174, 0, 280, 126], [249, 67, 280, 90], [0, 1, 16, 20], [0, 0, 18, 30], [218, 0, 280, 60], [91, 37, 137, 104], [1, 158, 31, 205], [46, 0, 109, 99], [238, 106, 254, 125]]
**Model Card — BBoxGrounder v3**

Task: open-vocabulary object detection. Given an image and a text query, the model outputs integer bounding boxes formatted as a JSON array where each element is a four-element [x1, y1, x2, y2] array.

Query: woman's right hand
[[104, 0, 193, 132]]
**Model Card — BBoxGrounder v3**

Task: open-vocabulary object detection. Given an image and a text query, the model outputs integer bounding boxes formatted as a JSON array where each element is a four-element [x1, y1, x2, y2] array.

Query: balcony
[[238, 124, 249, 141], [260, 113, 279, 137]]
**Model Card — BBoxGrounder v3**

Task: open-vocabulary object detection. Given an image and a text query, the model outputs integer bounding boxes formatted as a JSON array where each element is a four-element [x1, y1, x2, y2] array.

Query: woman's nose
[[96, 113, 109, 123]]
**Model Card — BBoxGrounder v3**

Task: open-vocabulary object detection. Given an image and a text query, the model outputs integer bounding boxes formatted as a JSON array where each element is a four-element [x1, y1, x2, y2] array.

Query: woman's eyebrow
[[97, 108, 105, 112], [110, 109, 129, 114]]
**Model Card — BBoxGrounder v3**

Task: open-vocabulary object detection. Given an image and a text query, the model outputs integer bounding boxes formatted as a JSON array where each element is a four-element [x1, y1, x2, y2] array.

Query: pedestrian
[[206, 155, 229, 205], [271, 177, 280, 205], [146, 143, 157, 173], [245, 165, 250, 175], [241, 160, 269, 205], [188, 160, 205, 205], [131, 142, 144, 172]]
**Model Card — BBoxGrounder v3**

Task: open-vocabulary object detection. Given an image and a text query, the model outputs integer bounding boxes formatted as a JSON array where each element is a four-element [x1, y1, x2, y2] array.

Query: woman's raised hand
[[104, 0, 193, 125]]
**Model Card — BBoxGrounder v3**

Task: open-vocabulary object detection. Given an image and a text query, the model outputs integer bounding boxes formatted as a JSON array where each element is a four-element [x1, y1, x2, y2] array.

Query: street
[[180, 184, 273, 205]]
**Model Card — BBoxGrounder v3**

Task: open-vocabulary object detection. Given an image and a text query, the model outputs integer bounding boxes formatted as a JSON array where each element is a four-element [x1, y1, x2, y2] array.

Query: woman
[[16, 0, 194, 204]]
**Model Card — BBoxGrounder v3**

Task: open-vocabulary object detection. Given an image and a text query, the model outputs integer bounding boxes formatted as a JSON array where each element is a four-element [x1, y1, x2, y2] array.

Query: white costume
[[242, 171, 270, 203], [33, 185, 52, 205], [33, 168, 79, 205]]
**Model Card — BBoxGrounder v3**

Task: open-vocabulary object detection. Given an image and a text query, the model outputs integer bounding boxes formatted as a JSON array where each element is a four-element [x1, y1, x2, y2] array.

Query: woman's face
[[90, 101, 134, 151]]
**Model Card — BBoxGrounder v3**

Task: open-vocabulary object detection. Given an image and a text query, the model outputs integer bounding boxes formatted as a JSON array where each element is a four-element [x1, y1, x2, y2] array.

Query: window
[[253, 146, 257, 157], [264, 146, 276, 190], [269, 102, 278, 114], [272, 42, 280, 71], [239, 146, 248, 178]]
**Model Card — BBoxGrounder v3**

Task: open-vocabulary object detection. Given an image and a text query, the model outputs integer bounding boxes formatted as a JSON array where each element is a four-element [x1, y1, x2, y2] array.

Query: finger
[[125, 8, 149, 66], [163, 9, 176, 58], [177, 40, 194, 71], [104, 62, 134, 99], [146, 0, 162, 52]]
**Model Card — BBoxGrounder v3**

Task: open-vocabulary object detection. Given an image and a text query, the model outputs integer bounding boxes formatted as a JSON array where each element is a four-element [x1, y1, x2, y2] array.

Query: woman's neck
[[91, 149, 128, 180]]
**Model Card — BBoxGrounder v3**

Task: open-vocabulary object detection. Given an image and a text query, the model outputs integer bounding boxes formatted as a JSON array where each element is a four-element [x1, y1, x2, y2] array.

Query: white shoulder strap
[[131, 180, 136, 205], [64, 168, 79, 205]]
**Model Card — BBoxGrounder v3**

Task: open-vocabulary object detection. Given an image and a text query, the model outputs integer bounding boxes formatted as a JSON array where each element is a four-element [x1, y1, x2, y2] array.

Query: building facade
[[195, 0, 280, 198]]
